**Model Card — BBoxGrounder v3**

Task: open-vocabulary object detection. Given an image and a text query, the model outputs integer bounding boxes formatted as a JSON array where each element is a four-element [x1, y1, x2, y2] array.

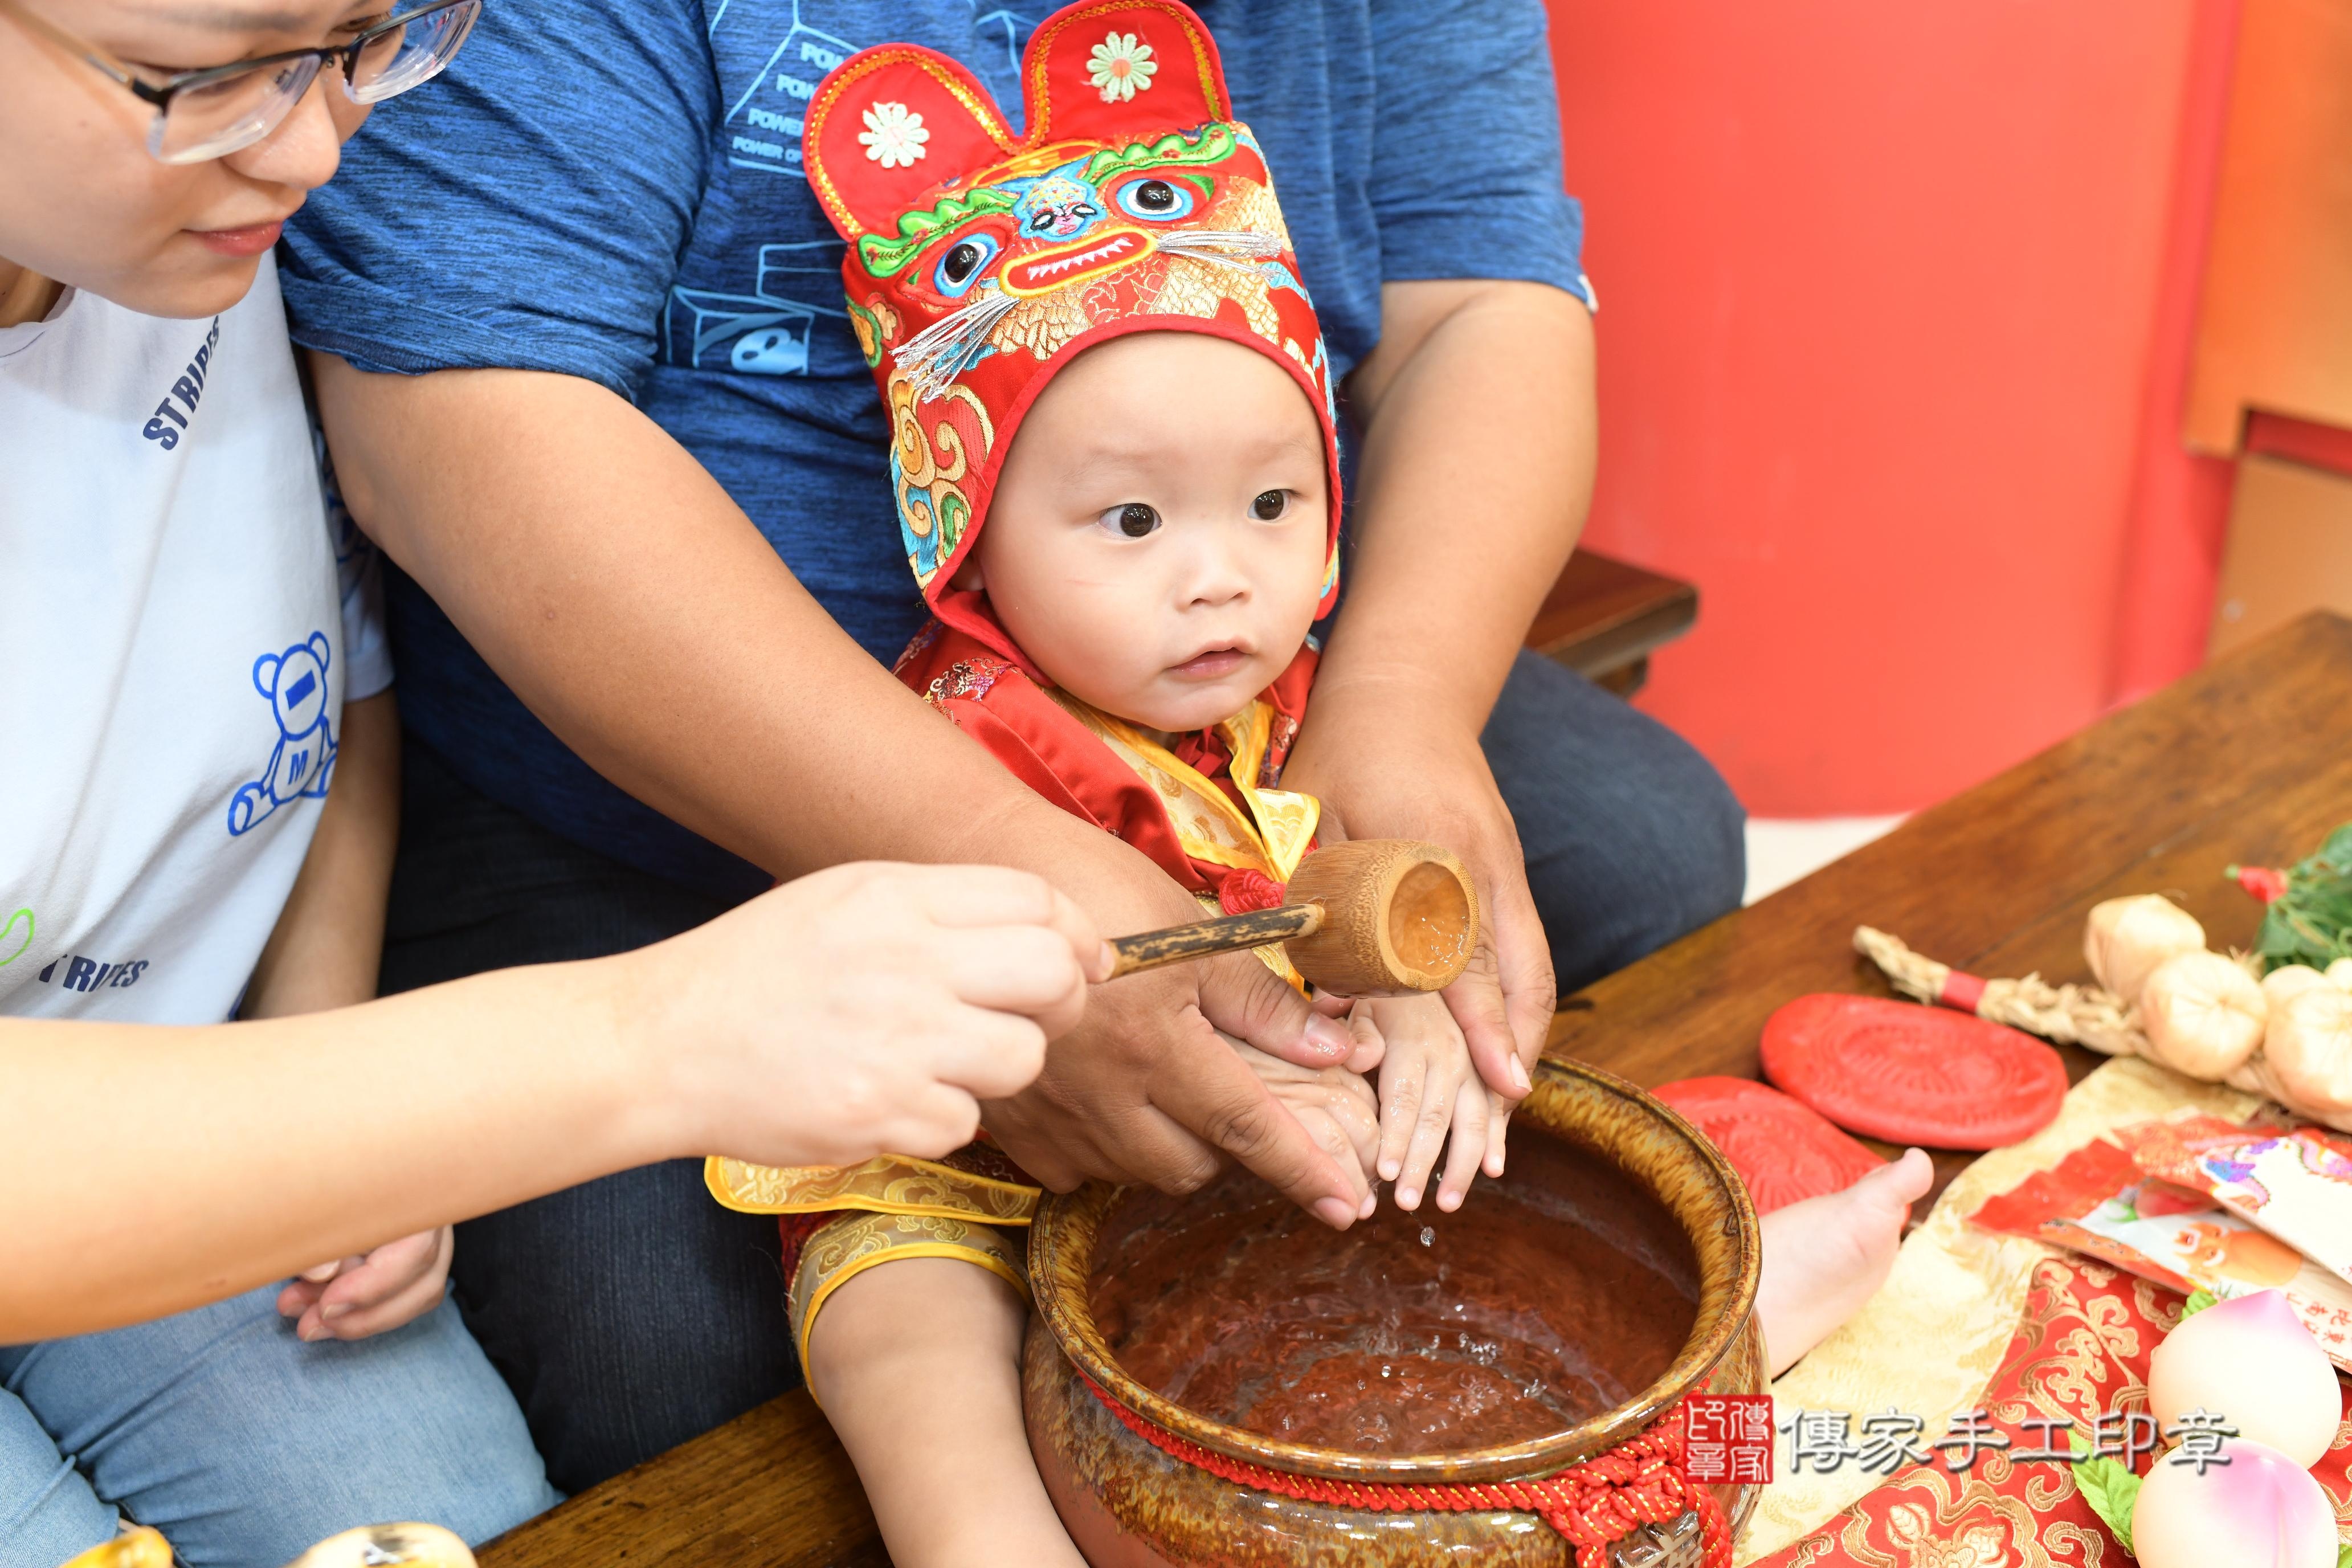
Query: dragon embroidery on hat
[[802, 0, 1341, 670]]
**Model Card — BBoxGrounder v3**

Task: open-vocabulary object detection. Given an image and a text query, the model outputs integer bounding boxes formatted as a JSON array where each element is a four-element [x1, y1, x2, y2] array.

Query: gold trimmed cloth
[[706, 1149, 1039, 1224], [785, 1210, 1031, 1390]]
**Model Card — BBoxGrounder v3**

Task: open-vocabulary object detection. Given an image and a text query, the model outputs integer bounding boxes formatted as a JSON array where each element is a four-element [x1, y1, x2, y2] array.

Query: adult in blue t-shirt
[[283, 0, 1744, 1488]]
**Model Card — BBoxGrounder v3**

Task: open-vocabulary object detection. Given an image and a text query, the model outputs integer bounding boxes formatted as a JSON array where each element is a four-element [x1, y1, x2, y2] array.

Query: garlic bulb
[[2328, 957, 2352, 990], [2138, 950, 2268, 1079], [2264, 965, 2332, 1008], [2129, 1438, 2336, 1568], [2265, 982, 2352, 1118], [2084, 895, 2206, 1004], [2147, 1291, 2341, 1467]]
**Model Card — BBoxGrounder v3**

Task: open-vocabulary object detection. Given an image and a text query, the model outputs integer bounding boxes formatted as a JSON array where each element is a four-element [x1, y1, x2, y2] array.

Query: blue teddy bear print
[[228, 631, 337, 836]]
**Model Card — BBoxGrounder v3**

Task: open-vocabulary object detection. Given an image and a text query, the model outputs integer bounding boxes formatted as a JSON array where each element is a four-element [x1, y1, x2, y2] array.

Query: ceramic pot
[[1024, 1057, 1767, 1568]]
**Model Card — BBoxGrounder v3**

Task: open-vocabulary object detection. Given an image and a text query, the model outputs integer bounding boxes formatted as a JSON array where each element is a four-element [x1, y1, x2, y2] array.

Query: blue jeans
[[378, 652, 1743, 1490], [0, 1285, 557, 1568], [1481, 651, 1746, 993]]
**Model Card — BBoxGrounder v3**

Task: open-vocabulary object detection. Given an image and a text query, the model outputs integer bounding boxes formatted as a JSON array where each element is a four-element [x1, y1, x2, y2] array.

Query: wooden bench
[[1524, 549, 1700, 696]]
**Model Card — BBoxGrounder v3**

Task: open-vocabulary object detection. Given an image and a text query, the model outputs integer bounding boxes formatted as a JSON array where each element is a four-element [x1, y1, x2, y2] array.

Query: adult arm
[[1284, 280, 1595, 1091], [1278, 0, 1598, 1094], [309, 361, 1365, 1224], [0, 861, 1106, 1341]]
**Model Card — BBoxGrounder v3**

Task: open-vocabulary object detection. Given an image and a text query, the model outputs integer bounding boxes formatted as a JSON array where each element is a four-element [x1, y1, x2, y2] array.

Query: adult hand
[[634, 861, 1110, 1169], [277, 1226, 452, 1342], [1283, 681, 1554, 1110], [976, 828, 1373, 1230]]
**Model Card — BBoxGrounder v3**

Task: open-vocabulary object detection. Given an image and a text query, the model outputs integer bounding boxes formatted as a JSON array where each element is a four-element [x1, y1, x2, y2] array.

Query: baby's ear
[[1020, 1, 1229, 146], [805, 46, 1018, 240]]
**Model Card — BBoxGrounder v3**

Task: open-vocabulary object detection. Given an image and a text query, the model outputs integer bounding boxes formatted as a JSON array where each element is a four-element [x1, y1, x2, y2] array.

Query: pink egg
[[2130, 1438, 2336, 1568], [2148, 1289, 2342, 1468]]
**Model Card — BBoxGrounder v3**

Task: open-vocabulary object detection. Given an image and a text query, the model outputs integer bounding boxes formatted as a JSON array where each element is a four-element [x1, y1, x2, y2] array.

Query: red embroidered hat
[[804, 0, 1341, 668]]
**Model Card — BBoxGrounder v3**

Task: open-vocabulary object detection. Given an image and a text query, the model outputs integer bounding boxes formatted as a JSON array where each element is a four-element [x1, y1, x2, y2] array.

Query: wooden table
[[481, 611, 2352, 1568]]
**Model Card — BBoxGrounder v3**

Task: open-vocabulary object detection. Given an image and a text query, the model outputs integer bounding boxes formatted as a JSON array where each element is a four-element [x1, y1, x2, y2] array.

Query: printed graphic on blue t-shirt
[[227, 632, 336, 836], [666, 5, 1037, 381], [281, 0, 1586, 900]]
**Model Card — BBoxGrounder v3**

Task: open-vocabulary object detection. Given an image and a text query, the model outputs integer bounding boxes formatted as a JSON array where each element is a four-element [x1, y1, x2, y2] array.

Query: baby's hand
[[277, 1225, 453, 1342], [1226, 1032, 1381, 1218], [1362, 994, 1508, 1212]]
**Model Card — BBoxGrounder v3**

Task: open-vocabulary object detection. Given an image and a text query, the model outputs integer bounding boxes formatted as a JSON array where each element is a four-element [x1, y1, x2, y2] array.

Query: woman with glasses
[[0, 4, 557, 1562], [0, 4, 1110, 1562]]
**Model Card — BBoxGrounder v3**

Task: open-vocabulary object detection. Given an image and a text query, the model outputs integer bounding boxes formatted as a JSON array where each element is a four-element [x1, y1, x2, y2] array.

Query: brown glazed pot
[[1024, 1058, 1767, 1568]]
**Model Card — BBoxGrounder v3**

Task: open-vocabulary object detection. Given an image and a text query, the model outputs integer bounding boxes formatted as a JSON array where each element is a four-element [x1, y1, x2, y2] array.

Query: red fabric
[[777, 1211, 833, 1281], [1750, 1257, 2352, 1564], [897, 618, 1316, 903], [1218, 870, 1286, 914]]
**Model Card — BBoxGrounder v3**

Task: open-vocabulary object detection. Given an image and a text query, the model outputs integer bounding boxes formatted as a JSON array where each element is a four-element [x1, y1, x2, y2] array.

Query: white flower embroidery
[[1087, 31, 1157, 103], [858, 101, 929, 169]]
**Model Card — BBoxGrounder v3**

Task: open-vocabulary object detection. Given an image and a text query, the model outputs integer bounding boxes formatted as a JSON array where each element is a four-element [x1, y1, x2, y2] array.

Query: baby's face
[[972, 333, 1330, 733]]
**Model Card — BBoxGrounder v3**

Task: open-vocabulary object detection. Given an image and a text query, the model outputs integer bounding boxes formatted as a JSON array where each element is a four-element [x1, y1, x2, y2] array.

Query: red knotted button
[[1218, 870, 1286, 914]]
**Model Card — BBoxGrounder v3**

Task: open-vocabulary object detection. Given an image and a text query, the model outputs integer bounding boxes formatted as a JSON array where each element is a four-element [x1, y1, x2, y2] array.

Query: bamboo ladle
[[1106, 840, 1480, 995]]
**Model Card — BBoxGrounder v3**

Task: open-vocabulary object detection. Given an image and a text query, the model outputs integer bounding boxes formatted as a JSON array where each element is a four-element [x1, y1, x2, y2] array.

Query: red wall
[[1547, 1, 2239, 816]]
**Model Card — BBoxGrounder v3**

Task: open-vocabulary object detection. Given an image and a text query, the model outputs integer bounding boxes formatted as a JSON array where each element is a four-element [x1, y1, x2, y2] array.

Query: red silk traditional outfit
[[705, 0, 1347, 1380]]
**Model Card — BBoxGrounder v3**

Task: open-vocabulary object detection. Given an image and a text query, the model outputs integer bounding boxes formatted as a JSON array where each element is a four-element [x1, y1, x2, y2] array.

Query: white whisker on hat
[[1153, 229, 1287, 266], [893, 288, 1024, 400]]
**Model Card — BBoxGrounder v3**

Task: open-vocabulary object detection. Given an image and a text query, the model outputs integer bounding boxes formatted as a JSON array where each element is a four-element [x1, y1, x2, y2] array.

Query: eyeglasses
[[2, 0, 482, 164]]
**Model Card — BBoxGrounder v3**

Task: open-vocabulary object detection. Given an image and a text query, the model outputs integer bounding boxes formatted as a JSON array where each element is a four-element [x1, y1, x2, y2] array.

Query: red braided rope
[[1081, 1377, 1730, 1568]]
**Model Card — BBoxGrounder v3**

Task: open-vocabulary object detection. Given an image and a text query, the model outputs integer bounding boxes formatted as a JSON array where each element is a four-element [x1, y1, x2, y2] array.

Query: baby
[[708, 6, 1936, 1565]]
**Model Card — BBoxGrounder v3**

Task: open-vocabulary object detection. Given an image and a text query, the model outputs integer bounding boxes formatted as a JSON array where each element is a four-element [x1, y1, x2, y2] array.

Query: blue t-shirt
[[280, 1, 1588, 900]]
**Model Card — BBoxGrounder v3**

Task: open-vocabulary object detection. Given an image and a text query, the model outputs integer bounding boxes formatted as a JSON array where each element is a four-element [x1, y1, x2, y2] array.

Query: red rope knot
[[1076, 1377, 1732, 1568], [1218, 869, 1287, 915]]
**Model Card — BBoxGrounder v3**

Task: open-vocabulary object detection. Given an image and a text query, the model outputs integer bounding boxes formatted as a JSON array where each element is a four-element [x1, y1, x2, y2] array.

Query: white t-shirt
[[1, 256, 391, 1024]]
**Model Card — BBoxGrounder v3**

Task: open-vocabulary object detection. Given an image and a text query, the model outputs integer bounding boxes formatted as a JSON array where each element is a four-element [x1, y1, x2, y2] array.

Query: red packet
[[1969, 1136, 2352, 1369], [2122, 1116, 2352, 1287]]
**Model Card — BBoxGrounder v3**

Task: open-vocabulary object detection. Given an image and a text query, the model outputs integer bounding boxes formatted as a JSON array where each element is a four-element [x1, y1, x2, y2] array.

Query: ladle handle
[[1106, 904, 1326, 979]]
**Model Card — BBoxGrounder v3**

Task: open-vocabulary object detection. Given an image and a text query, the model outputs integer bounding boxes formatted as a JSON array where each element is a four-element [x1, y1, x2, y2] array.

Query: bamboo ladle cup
[[1106, 840, 1480, 995]]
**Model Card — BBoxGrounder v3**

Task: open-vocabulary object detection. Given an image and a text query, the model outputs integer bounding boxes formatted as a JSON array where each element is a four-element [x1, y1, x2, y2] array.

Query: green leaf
[[2068, 1431, 2141, 1553], [2251, 822, 2352, 972], [2337, 1542, 2352, 1568], [2180, 1288, 2218, 1320]]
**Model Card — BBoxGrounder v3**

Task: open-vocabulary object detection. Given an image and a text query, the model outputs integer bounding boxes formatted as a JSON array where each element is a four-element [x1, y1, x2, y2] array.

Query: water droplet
[[1419, 1226, 1435, 1247]]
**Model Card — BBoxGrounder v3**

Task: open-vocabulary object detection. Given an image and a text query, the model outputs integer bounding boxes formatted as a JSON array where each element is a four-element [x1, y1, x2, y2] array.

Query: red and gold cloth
[[1750, 1246, 2352, 1565], [893, 619, 1322, 920]]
